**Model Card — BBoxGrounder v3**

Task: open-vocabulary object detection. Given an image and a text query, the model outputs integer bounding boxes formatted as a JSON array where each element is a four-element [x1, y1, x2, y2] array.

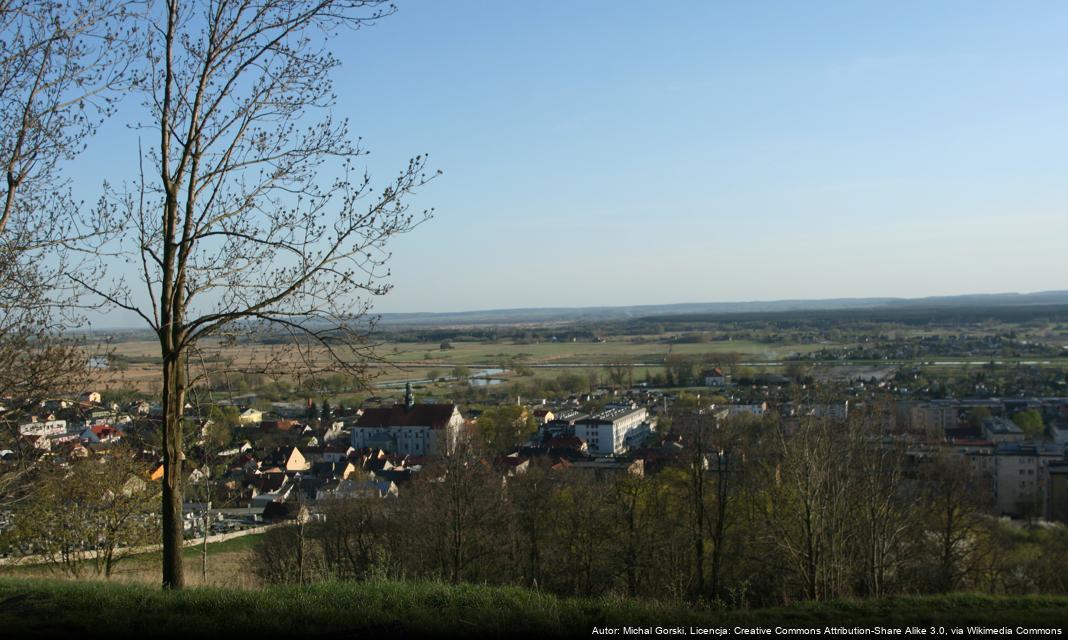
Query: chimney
[[404, 382, 414, 410]]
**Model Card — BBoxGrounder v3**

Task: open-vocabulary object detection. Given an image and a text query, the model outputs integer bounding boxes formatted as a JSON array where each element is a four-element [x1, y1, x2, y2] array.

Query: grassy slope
[[2, 533, 264, 589], [1, 578, 1068, 638]]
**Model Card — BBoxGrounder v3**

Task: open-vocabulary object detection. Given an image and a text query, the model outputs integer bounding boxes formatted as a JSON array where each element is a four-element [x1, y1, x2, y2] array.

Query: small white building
[[238, 408, 264, 425], [702, 367, 729, 387], [18, 419, 67, 437]]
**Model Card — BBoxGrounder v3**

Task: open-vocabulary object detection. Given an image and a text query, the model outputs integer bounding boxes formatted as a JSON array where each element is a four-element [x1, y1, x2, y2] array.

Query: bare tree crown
[[86, 0, 434, 371]]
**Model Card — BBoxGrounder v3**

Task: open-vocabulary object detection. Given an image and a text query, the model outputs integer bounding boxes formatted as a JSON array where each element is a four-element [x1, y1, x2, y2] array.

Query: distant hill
[[377, 290, 1068, 327]]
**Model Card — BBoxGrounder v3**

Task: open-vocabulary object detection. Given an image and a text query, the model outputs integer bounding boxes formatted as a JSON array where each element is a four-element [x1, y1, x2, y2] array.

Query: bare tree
[[604, 362, 630, 389], [671, 400, 712, 599], [848, 406, 921, 598], [507, 459, 554, 588], [920, 451, 991, 592], [0, 0, 136, 507], [316, 494, 387, 581], [761, 414, 854, 601], [0, 0, 135, 236], [408, 447, 507, 583], [80, 0, 436, 589], [610, 471, 667, 597], [667, 397, 753, 601]]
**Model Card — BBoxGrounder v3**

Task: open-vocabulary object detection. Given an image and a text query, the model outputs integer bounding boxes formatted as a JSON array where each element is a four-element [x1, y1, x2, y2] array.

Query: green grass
[[136, 531, 264, 562], [2, 578, 1068, 638], [182, 531, 263, 558]]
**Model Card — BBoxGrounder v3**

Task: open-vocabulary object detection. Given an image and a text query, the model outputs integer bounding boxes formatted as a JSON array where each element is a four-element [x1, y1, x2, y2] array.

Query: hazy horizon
[[68, 1, 1068, 328], [78, 288, 1068, 332]]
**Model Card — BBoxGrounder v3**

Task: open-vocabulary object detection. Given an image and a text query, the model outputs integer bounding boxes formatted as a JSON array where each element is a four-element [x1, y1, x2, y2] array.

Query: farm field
[[91, 330, 1068, 397], [104, 337, 836, 365], [95, 336, 842, 389]]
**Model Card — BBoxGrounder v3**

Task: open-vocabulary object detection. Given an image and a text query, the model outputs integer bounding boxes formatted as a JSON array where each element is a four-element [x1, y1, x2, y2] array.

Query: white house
[[238, 408, 264, 425]]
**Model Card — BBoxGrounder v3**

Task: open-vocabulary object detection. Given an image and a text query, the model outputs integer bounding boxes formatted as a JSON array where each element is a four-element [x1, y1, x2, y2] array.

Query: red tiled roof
[[546, 436, 584, 450], [355, 404, 456, 429]]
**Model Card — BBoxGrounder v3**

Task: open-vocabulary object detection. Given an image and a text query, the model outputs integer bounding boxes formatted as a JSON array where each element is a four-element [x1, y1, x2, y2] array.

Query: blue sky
[[75, 1, 1068, 322]]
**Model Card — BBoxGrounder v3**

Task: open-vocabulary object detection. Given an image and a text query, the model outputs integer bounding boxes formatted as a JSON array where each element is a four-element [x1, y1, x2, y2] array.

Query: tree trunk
[[710, 455, 728, 599], [161, 353, 186, 589], [202, 502, 210, 584], [297, 519, 306, 585], [691, 454, 706, 599]]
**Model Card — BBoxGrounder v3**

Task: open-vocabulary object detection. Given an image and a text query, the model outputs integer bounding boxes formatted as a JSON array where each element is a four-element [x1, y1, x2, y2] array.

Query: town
[[4, 301, 1068, 605]]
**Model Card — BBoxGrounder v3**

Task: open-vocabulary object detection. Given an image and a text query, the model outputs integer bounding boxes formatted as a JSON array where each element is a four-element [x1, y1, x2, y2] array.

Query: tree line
[[255, 403, 1068, 605]]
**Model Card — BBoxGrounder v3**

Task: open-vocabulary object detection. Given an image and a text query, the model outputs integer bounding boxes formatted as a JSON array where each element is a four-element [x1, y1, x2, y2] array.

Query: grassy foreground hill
[[2, 578, 1068, 638]]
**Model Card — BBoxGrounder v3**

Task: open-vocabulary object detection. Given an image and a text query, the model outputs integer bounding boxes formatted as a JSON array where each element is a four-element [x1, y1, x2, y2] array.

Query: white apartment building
[[993, 441, 1063, 517], [574, 406, 649, 456]]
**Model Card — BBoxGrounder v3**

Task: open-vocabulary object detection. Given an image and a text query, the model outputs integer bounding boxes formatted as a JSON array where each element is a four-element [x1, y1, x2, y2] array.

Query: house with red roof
[[79, 424, 123, 444]]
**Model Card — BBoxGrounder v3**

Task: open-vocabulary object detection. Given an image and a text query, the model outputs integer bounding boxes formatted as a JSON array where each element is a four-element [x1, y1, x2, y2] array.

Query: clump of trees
[[255, 405, 1039, 606], [6, 449, 159, 578], [472, 405, 537, 456]]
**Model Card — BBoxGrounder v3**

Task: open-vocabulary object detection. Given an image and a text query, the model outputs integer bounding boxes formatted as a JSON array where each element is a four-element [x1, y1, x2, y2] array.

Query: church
[[350, 383, 463, 456]]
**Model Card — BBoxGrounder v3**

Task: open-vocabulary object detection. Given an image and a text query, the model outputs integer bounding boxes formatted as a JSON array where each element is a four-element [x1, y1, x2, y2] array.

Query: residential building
[[982, 417, 1025, 443], [702, 367, 729, 387], [532, 408, 555, 425], [541, 410, 587, 439], [950, 438, 996, 479], [18, 419, 67, 437], [909, 401, 960, 434], [992, 441, 1063, 517], [717, 403, 768, 418], [1048, 462, 1068, 524], [263, 446, 311, 473], [574, 406, 649, 456], [238, 408, 264, 425], [1051, 420, 1068, 446]]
